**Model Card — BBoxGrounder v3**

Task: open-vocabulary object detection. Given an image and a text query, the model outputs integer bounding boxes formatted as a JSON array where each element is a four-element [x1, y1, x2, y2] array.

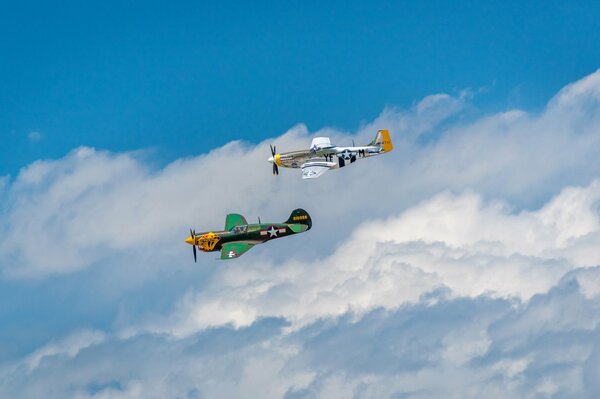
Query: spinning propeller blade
[[190, 228, 197, 263], [270, 144, 279, 175]]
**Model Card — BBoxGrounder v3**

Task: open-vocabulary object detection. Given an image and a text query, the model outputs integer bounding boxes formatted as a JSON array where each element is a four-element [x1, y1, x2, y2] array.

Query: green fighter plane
[[185, 209, 312, 261]]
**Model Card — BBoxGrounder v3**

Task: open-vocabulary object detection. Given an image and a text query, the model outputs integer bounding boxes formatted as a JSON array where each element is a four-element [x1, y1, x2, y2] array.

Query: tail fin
[[369, 129, 393, 153], [285, 208, 312, 230]]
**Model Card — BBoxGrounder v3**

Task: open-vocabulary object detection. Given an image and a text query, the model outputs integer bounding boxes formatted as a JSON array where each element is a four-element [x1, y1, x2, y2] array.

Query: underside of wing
[[301, 160, 336, 179], [220, 242, 254, 260]]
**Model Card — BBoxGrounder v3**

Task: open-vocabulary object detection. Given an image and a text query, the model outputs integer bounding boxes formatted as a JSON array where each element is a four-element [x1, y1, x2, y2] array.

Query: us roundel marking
[[260, 226, 287, 238]]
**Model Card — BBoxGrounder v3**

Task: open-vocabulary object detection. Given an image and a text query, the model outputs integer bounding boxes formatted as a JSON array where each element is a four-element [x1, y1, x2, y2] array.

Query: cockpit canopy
[[310, 137, 334, 152], [231, 225, 248, 234]]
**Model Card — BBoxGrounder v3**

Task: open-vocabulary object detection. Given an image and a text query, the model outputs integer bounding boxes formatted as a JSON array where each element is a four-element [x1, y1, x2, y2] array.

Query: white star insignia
[[268, 226, 278, 237]]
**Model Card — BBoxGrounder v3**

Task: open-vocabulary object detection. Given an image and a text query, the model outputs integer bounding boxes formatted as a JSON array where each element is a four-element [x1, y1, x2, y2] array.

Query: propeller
[[190, 228, 197, 263], [270, 144, 279, 176]]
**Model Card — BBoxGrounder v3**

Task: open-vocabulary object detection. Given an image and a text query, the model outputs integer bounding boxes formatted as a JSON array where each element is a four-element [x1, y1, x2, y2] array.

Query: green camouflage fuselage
[[185, 209, 311, 260]]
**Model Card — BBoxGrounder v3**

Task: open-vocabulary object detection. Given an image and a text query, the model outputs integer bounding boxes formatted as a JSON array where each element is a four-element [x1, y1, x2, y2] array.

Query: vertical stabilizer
[[285, 209, 312, 230], [369, 129, 393, 152]]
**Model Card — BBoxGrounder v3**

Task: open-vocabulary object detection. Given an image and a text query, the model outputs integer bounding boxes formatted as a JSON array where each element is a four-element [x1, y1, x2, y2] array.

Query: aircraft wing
[[225, 214, 248, 231], [220, 242, 255, 260], [301, 159, 336, 179], [302, 165, 330, 179]]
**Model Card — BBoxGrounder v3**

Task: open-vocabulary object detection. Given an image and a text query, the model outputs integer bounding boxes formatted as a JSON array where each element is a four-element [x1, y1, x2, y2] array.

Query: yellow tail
[[370, 129, 393, 152]]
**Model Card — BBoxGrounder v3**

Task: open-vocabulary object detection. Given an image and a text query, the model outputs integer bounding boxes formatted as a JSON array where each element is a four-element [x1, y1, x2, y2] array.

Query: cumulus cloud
[[1, 70, 600, 398], [2, 69, 600, 278], [22, 329, 106, 371], [3, 272, 600, 398], [133, 180, 600, 337]]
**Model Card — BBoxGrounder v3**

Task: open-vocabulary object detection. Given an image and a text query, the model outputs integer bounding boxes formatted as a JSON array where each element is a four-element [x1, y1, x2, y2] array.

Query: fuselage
[[187, 222, 309, 253], [267, 129, 392, 179], [271, 145, 383, 170]]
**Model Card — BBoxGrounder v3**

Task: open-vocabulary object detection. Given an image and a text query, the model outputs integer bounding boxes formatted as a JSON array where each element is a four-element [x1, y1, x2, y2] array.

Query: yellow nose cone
[[185, 236, 195, 245]]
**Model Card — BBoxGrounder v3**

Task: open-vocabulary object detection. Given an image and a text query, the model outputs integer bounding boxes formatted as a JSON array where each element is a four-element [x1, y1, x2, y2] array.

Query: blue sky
[[2, 2, 600, 398], [2, 1, 600, 175]]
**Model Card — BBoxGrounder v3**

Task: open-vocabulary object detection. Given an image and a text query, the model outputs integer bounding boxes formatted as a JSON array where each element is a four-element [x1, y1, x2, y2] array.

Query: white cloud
[[2, 70, 600, 398], [3, 274, 599, 398], [136, 180, 599, 337], [22, 329, 106, 371], [2, 71, 600, 279]]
